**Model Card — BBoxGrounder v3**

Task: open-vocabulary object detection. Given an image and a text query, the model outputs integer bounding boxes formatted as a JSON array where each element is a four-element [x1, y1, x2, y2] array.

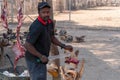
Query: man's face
[[39, 7, 50, 21]]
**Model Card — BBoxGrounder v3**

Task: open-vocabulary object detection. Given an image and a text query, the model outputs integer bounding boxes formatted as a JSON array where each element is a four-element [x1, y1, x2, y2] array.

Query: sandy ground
[[54, 6, 120, 80], [0, 6, 120, 80]]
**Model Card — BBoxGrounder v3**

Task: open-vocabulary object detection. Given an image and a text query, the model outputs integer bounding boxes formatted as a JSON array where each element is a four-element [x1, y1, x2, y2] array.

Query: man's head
[[38, 2, 51, 21]]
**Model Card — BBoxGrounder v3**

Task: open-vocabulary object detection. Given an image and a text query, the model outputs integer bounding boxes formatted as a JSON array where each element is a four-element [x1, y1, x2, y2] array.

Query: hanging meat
[[12, 1, 25, 69]]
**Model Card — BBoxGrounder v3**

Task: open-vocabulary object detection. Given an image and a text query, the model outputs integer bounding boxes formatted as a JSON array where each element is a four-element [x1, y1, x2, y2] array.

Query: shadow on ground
[[56, 20, 120, 31]]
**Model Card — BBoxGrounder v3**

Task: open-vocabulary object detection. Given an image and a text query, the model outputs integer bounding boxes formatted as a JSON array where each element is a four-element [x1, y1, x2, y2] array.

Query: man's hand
[[64, 45, 73, 52], [40, 55, 49, 64]]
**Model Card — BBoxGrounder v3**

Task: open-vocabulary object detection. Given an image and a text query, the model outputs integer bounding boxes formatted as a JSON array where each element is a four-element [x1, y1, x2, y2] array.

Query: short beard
[[43, 16, 49, 21]]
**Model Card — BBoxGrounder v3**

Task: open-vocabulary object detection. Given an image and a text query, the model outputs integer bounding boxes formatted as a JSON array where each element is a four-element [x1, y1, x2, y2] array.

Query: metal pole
[[69, 0, 71, 21]]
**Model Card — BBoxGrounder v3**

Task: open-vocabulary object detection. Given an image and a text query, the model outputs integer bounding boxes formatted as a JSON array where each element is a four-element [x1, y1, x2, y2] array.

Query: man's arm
[[24, 41, 43, 59], [51, 36, 73, 52], [24, 41, 48, 63]]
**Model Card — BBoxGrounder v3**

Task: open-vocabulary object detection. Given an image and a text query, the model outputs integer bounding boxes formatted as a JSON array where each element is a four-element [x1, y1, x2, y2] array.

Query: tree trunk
[[46, 0, 54, 19], [46, 0, 61, 80], [50, 44, 61, 80]]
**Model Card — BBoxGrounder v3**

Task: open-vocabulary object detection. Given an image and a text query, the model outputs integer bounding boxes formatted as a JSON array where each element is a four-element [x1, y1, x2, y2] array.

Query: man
[[24, 1, 73, 80]]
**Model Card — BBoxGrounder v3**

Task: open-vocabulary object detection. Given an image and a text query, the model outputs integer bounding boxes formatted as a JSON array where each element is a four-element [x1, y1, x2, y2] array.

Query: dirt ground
[[0, 6, 120, 80]]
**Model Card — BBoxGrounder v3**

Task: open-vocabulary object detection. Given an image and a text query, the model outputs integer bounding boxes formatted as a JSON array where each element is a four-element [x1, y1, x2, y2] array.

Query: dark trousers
[[26, 59, 47, 80]]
